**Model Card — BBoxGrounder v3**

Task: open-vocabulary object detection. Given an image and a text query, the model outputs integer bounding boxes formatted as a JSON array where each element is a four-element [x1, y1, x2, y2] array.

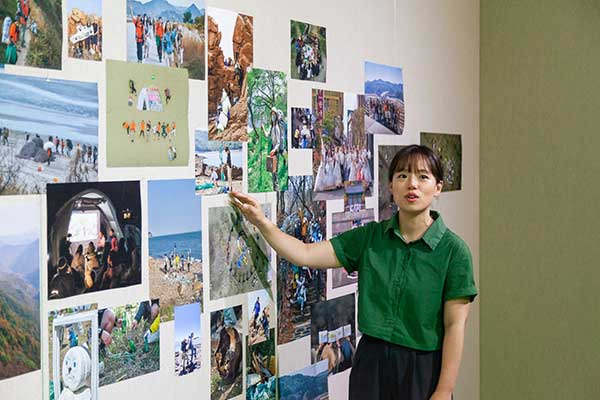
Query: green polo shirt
[[330, 211, 477, 351]]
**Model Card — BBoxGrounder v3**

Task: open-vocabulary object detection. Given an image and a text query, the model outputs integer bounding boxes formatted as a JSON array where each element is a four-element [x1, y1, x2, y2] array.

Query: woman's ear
[[435, 180, 444, 195]]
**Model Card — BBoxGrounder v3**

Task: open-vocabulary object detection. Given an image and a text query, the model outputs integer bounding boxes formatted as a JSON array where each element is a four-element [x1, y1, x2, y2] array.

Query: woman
[[230, 145, 477, 400]]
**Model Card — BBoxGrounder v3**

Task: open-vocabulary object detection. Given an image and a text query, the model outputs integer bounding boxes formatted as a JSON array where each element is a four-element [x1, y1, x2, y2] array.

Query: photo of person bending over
[[230, 145, 477, 400]]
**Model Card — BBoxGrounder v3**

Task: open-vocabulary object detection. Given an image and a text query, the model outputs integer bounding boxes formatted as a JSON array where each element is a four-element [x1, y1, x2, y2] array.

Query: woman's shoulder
[[440, 228, 472, 258]]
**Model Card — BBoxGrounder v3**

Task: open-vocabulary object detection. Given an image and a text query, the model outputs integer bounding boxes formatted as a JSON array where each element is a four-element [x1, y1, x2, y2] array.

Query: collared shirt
[[330, 211, 477, 351]]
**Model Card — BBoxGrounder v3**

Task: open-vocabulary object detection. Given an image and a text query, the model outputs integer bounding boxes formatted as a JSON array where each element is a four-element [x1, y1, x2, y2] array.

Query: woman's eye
[[420, 175, 430, 179]]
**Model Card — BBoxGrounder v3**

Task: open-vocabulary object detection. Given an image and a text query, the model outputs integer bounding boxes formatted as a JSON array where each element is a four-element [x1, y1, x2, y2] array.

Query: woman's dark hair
[[388, 145, 444, 184]]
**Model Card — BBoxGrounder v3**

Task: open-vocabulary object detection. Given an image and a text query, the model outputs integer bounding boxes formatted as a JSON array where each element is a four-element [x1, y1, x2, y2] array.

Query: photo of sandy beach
[[0, 72, 98, 195]]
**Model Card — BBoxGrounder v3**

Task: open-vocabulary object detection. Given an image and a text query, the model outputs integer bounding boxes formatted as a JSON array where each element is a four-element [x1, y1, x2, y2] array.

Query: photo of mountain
[[0, 198, 40, 381], [129, 0, 205, 22]]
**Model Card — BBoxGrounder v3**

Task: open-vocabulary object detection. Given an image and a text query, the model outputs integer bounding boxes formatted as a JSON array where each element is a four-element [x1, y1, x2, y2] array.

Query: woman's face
[[389, 159, 442, 216]]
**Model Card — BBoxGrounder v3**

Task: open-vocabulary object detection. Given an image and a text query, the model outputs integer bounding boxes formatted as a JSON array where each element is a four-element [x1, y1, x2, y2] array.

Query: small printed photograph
[[0, 0, 62, 69], [207, 7, 253, 141], [364, 61, 405, 135], [46, 181, 142, 300], [420, 132, 462, 192], [194, 129, 243, 195], [174, 302, 201, 376], [245, 330, 276, 400], [48, 304, 98, 400], [291, 107, 316, 149], [126, 0, 206, 80], [148, 179, 202, 321], [290, 19, 326, 82], [0, 72, 98, 196], [208, 204, 272, 301], [378, 145, 405, 221], [98, 300, 161, 386], [67, 0, 102, 61], [330, 206, 374, 289], [247, 68, 288, 193], [247, 289, 274, 346], [310, 293, 356, 375], [278, 359, 329, 400], [311, 91, 373, 201], [210, 305, 243, 400], [105, 59, 189, 167], [276, 176, 326, 345], [0, 197, 40, 381]]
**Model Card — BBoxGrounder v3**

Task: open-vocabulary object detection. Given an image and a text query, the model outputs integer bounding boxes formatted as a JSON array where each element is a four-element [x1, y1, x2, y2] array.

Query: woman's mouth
[[405, 193, 419, 202]]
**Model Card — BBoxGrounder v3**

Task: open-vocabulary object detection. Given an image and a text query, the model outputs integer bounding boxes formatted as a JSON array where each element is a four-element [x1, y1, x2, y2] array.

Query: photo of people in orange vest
[[126, 0, 205, 80], [1, 0, 62, 69]]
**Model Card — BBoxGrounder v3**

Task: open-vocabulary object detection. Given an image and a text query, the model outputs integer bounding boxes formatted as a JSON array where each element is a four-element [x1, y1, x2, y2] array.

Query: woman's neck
[[398, 209, 434, 243]]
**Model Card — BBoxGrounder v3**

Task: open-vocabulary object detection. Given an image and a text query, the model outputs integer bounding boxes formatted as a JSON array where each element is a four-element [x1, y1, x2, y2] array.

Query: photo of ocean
[[149, 231, 202, 260]]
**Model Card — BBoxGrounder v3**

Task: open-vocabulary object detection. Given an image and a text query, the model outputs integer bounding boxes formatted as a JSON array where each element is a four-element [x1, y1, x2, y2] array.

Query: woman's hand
[[430, 390, 452, 400], [229, 191, 270, 230]]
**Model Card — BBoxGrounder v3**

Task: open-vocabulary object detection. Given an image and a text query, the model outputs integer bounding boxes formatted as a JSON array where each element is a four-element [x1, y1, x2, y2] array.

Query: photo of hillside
[[0, 198, 40, 380]]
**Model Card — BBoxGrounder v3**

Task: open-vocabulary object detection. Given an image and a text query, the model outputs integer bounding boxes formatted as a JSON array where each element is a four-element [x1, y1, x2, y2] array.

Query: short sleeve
[[443, 242, 478, 302], [329, 223, 372, 274]]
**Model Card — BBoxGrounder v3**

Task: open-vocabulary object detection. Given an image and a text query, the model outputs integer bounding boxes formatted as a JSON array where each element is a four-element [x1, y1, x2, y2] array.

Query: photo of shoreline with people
[[148, 179, 202, 322], [174, 302, 201, 376], [67, 0, 102, 61], [46, 181, 142, 300], [195, 129, 243, 195], [0, 72, 98, 195], [290, 19, 326, 82], [106, 60, 189, 167], [127, 0, 205, 80], [1, 0, 62, 69], [364, 61, 405, 135], [311, 90, 373, 201], [207, 7, 253, 141]]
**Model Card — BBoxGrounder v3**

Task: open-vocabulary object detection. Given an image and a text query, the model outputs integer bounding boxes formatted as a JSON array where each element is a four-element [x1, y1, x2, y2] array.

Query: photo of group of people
[[148, 179, 203, 321], [1, 0, 62, 69], [291, 107, 316, 149], [290, 19, 326, 82], [247, 68, 288, 193], [207, 8, 253, 141], [46, 181, 142, 300], [67, 0, 102, 61], [364, 61, 405, 135], [211, 305, 243, 400], [310, 293, 356, 375], [127, 0, 205, 80], [194, 129, 243, 195], [174, 302, 201, 376], [0, 72, 98, 196], [106, 60, 189, 167]]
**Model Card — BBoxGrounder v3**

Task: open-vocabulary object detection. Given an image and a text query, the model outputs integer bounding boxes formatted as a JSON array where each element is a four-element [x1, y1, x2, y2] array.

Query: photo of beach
[[148, 179, 202, 321], [0, 72, 98, 195]]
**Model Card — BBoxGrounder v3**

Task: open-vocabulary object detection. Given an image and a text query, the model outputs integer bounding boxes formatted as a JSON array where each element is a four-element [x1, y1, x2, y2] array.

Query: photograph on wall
[[210, 305, 243, 400], [0, 0, 62, 69], [174, 302, 201, 376], [208, 204, 272, 301], [46, 181, 142, 300], [310, 293, 356, 375], [420, 131, 462, 192], [207, 7, 253, 141], [126, 0, 205, 80], [67, 0, 102, 61], [247, 289, 274, 346], [98, 300, 160, 386], [0, 197, 40, 381], [364, 61, 404, 135], [247, 68, 288, 193], [0, 72, 98, 196], [276, 176, 326, 345], [148, 179, 202, 321], [378, 144, 404, 221], [311, 91, 373, 201], [48, 304, 98, 400], [279, 359, 329, 400], [106, 59, 189, 167], [291, 107, 316, 149], [195, 129, 242, 195], [245, 330, 276, 400], [330, 205, 374, 289], [290, 19, 326, 82]]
